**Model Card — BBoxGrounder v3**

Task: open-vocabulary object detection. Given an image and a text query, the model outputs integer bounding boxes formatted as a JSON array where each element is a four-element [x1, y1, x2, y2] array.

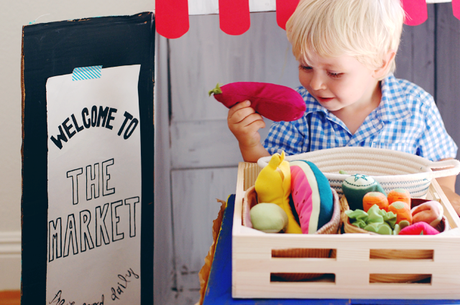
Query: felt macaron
[[289, 160, 334, 234], [250, 203, 289, 233], [342, 174, 386, 211]]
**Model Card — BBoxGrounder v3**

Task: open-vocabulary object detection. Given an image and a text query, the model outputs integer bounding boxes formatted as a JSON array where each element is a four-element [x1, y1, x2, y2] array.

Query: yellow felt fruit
[[254, 152, 302, 234]]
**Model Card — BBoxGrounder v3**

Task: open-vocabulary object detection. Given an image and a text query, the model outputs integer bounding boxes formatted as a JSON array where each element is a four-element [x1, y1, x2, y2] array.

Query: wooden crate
[[232, 162, 460, 299]]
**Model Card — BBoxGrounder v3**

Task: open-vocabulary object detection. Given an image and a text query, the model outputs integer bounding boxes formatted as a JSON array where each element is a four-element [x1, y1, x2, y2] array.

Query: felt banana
[[255, 152, 302, 234]]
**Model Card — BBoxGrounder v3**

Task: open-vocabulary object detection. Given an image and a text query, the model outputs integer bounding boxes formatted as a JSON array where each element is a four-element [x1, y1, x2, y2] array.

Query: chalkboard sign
[[21, 12, 154, 305]]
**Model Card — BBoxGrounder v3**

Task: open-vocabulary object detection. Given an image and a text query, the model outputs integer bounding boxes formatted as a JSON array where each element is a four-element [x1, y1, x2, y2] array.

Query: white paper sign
[[46, 65, 142, 305]]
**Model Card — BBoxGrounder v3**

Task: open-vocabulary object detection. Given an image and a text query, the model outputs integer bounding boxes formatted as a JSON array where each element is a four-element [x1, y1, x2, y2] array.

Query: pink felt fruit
[[398, 222, 440, 235], [209, 82, 306, 122]]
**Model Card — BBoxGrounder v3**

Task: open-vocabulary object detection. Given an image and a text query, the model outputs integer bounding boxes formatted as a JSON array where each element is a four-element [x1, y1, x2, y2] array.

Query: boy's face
[[298, 51, 381, 114]]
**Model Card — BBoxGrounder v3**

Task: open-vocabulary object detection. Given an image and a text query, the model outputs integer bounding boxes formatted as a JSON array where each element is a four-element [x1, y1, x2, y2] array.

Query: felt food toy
[[342, 174, 386, 211], [255, 152, 302, 233], [388, 201, 412, 224], [250, 203, 288, 233], [398, 222, 440, 235], [393, 221, 411, 235], [289, 160, 334, 234], [345, 205, 397, 235], [363, 222, 393, 235], [387, 188, 411, 207], [208, 82, 306, 122], [362, 192, 389, 212], [411, 200, 444, 228]]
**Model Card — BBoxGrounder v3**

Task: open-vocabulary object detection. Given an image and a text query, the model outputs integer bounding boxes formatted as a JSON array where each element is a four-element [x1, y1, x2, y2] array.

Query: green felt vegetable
[[364, 222, 393, 235], [393, 220, 411, 235], [345, 204, 397, 235]]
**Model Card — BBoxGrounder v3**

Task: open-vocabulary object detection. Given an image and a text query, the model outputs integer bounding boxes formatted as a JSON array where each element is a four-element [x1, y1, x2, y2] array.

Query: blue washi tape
[[72, 65, 102, 81]]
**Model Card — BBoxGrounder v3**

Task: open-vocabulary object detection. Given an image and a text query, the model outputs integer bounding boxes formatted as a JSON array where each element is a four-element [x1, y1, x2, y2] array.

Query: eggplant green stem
[[208, 83, 223, 96]]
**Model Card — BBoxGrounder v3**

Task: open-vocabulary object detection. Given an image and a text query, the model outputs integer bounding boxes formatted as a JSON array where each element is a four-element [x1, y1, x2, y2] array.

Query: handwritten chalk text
[[50, 106, 139, 149], [49, 290, 104, 305], [110, 268, 140, 301]]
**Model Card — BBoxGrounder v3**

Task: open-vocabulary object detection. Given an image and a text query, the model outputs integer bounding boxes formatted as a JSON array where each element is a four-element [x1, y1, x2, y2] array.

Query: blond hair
[[286, 0, 405, 77]]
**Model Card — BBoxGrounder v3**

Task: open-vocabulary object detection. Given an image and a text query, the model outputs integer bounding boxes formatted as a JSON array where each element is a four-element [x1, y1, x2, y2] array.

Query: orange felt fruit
[[387, 188, 411, 207], [362, 192, 389, 212], [388, 201, 412, 224]]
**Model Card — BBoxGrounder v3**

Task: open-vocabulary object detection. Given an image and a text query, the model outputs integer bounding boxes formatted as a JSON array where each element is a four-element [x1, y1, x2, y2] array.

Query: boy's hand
[[227, 101, 270, 162], [228, 100, 265, 147]]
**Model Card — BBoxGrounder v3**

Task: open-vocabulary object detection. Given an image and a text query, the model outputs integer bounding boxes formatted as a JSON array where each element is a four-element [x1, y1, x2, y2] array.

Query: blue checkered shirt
[[264, 74, 457, 161]]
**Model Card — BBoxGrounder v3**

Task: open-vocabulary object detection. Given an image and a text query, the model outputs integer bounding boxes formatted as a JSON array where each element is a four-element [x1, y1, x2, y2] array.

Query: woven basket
[[258, 147, 460, 198], [340, 195, 450, 283], [242, 186, 341, 281]]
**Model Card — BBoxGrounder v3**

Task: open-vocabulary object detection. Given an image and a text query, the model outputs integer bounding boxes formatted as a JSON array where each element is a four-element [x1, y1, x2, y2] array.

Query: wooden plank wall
[[154, 4, 460, 304], [161, 13, 299, 305], [396, 6, 436, 96], [436, 4, 460, 194]]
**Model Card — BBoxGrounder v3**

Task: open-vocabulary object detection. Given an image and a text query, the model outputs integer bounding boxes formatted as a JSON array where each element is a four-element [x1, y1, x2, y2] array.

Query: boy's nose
[[310, 73, 326, 91]]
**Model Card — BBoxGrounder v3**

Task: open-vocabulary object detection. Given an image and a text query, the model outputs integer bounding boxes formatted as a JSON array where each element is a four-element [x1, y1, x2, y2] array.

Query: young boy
[[227, 0, 460, 213]]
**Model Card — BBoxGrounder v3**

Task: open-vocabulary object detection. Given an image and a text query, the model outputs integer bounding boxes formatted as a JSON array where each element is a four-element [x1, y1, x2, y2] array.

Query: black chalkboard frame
[[21, 12, 154, 305]]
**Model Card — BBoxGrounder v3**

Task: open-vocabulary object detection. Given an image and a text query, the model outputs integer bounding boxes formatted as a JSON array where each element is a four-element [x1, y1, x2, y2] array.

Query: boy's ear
[[373, 50, 396, 79]]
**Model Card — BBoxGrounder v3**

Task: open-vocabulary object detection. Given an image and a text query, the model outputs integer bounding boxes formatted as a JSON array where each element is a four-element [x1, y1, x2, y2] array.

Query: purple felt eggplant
[[209, 82, 306, 122]]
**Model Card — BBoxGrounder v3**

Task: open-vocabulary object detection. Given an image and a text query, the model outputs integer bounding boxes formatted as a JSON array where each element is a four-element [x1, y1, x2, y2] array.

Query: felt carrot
[[388, 201, 412, 224], [362, 191, 389, 212], [387, 188, 411, 207], [209, 82, 306, 122]]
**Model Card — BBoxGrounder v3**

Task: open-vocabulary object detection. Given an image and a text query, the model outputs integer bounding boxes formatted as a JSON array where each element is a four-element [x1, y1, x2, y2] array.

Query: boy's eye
[[328, 71, 343, 78], [300, 65, 312, 71]]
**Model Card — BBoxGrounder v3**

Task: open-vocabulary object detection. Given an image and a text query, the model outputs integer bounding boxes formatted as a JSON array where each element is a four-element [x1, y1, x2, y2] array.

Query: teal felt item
[[289, 160, 334, 233], [342, 174, 386, 211]]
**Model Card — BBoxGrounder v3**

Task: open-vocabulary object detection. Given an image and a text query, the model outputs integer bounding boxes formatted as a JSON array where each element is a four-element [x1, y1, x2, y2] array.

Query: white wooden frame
[[233, 162, 460, 299]]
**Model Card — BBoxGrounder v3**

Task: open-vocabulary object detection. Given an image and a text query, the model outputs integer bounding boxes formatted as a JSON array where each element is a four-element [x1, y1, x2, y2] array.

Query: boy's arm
[[228, 101, 271, 162], [435, 158, 460, 216], [238, 141, 270, 163]]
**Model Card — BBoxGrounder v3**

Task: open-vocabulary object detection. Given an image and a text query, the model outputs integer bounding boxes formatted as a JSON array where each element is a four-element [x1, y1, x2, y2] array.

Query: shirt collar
[[377, 74, 412, 123]]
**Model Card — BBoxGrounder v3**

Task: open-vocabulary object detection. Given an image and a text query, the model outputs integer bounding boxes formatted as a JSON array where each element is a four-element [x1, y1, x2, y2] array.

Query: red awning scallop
[[155, 0, 460, 39]]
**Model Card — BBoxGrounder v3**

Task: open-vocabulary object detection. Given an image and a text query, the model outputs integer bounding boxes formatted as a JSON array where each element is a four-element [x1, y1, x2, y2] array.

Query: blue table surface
[[202, 195, 460, 305]]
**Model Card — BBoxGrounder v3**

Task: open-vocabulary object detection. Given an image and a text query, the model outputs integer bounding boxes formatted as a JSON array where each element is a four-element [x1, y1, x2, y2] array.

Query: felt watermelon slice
[[290, 160, 334, 234]]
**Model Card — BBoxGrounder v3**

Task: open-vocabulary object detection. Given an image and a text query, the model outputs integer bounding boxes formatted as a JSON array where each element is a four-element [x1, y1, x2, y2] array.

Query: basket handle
[[258, 156, 460, 178], [427, 159, 460, 179]]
